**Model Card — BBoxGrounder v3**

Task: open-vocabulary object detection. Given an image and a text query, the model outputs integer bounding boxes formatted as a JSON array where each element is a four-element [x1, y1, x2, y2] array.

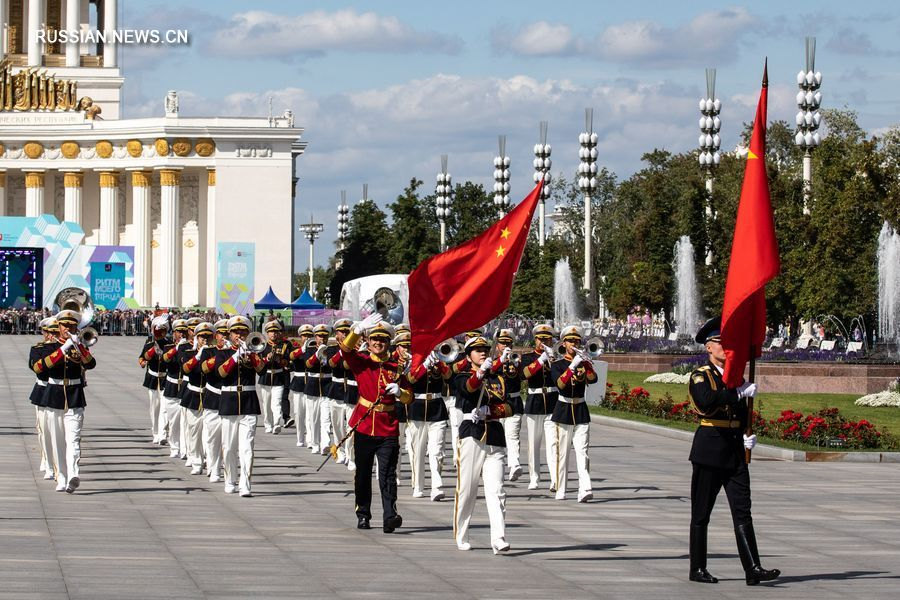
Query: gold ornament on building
[[0, 172, 6, 187], [0, 63, 82, 112], [23, 141, 43, 159], [0, 143, 5, 156], [60, 141, 80, 159], [24, 172, 45, 188], [195, 139, 216, 157], [126, 140, 143, 158], [207, 169, 216, 186], [63, 172, 84, 188], [99, 171, 119, 188], [159, 169, 181, 186], [131, 170, 152, 187], [95, 140, 113, 158], [172, 138, 191, 157], [151, 239, 160, 248], [155, 138, 169, 156], [184, 239, 195, 248]]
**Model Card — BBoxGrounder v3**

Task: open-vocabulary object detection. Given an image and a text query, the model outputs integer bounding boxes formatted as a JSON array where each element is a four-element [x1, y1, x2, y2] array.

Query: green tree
[[386, 178, 440, 273], [329, 198, 390, 305]]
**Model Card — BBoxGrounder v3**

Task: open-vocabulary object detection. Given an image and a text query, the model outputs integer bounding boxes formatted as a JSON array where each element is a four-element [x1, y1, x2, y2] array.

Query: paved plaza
[[1, 336, 899, 599]]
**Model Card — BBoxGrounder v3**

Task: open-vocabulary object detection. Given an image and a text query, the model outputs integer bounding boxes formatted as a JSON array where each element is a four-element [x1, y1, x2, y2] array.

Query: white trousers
[[319, 397, 334, 451], [221, 414, 257, 493], [407, 419, 447, 495], [343, 404, 355, 465], [525, 413, 558, 488], [148, 388, 163, 441], [202, 408, 223, 480], [164, 396, 182, 454], [554, 422, 591, 498], [179, 406, 188, 456], [304, 394, 321, 450], [290, 391, 306, 445], [453, 437, 506, 546], [259, 385, 284, 431], [184, 408, 204, 468], [45, 406, 84, 486], [501, 413, 522, 472], [35, 405, 49, 474], [329, 399, 347, 459], [445, 396, 461, 453]]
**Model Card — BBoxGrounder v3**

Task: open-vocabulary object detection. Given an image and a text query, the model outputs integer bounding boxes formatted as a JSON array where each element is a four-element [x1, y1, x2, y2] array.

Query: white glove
[[499, 347, 511, 364], [234, 345, 245, 360], [192, 338, 198, 351], [738, 382, 758, 399], [537, 350, 551, 365], [354, 313, 382, 334], [477, 357, 493, 378], [543, 345, 556, 360], [568, 354, 584, 371], [743, 434, 758, 450], [423, 352, 437, 369], [470, 405, 490, 422], [70, 334, 80, 346], [61, 338, 75, 352], [384, 382, 401, 397], [315, 344, 327, 361]]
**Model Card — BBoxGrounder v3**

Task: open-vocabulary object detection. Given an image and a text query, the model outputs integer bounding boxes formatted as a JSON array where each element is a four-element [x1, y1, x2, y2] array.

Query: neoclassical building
[[0, 0, 305, 308]]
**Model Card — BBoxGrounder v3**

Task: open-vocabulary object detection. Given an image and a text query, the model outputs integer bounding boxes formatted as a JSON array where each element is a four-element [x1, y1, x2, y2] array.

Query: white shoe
[[296, 441, 304, 447], [55, 482, 67, 492], [431, 490, 445, 502], [209, 475, 222, 483], [264, 427, 273, 433], [509, 466, 522, 481], [578, 492, 593, 503], [190, 466, 203, 475], [555, 492, 566, 501], [527, 480, 539, 490], [457, 542, 472, 551], [239, 489, 252, 497], [310, 446, 320, 454], [43, 471, 55, 480], [412, 490, 425, 498], [492, 538, 510, 555], [347, 461, 357, 472], [169, 449, 180, 458], [224, 483, 237, 494]]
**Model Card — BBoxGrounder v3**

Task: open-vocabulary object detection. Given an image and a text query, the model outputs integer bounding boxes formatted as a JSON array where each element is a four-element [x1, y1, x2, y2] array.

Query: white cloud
[[494, 7, 757, 67], [205, 9, 462, 59]]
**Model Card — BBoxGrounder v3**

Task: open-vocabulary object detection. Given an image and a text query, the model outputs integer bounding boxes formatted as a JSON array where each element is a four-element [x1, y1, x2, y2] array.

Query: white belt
[[267, 368, 284, 374], [187, 384, 203, 393], [148, 369, 161, 377], [221, 385, 257, 392], [347, 380, 357, 387], [35, 379, 47, 387], [205, 383, 220, 394], [166, 376, 181, 384], [291, 372, 304, 378], [48, 378, 81, 385], [509, 392, 521, 398], [414, 393, 441, 400], [306, 372, 329, 379], [528, 386, 555, 395], [332, 377, 345, 384], [557, 396, 584, 404]]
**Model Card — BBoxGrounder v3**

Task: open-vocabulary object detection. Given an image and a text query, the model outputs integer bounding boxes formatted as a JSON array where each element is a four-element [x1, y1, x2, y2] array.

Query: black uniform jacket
[[34, 341, 96, 410], [198, 345, 221, 411], [453, 371, 512, 447], [521, 350, 559, 415], [161, 341, 186, 398], [214, 348, 261, 416], [29, 342, 49, 406], [549, 357, 597, 425], [303, 347, 332, 397], [259, 341, 290, 387], [179, 347, 203, 410], [288, 345, 308, 393], [688, 361, 747, 470], [405, 362, 450, 422], [140, 339, 166, 390], [496, 361, 524, 415]]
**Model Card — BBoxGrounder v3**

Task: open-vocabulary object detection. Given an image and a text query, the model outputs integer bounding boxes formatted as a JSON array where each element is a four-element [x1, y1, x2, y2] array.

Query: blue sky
[[119, 0, 900, 269]]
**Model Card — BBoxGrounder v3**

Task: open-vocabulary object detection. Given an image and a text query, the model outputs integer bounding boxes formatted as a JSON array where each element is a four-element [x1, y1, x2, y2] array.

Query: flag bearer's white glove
[[743, 434, 758, 450], [470, 405, 490, 422], [499, 347, 511, 364], [477, 357, 493, 379], [738, 382, 758, 398], [385, 382, 401, 397], [354, 313, 382, 335]]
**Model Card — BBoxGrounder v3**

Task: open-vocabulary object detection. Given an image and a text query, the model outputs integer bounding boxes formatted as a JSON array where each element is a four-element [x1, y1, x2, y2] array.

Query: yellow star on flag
[[747, 149, 758, 159], [500, 227, 511, 239], [495, 245, 506, 258]]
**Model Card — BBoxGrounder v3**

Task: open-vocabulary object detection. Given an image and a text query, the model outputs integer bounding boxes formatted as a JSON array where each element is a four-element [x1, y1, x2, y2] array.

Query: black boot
[[688, 525, 718, 583], [735, 523, 780, 585], [357, 516, 371, 529], [383, 514, 402, 533]]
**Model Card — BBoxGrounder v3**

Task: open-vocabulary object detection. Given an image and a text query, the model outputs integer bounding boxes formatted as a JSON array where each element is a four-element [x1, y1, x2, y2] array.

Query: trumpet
[[435, 338, 460, 363], [244, 331, 267, 354], [80, 326, 99, 347], [557, 336, 604, 360]]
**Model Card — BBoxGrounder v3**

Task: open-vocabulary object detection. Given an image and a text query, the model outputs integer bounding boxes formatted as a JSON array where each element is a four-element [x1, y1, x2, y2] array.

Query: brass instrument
[[80, 326, 99, 347], [245, 331, 267, 353], [53, 287, 98, 347], [363, 287, 404, 325], [435, 338, 460, 363], [584, 336, 604, 358]]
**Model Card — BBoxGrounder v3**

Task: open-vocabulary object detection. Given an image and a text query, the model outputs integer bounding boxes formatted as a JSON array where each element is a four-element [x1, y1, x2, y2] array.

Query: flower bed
[[604, 383, 899, 450], [644, 372, 690, 384]]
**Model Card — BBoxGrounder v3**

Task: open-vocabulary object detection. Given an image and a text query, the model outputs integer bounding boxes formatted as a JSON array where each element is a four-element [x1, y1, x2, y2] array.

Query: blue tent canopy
[[254, 286, 289, 309], [291, 288, 324, 309]]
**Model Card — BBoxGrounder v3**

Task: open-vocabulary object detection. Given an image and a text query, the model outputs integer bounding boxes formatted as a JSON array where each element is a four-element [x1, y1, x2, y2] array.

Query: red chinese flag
[[721, 62, 781, 387], [408, 182, 543, 371]]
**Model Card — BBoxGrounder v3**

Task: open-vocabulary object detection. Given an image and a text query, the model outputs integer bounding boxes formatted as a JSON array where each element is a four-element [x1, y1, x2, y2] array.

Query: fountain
[[877, 221, 900, 346], [673, 235, 702, 337], [554, 258, 581, 329]]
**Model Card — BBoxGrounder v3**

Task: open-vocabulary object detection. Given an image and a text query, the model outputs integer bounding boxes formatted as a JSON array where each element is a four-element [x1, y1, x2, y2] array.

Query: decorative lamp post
[[533, 121, 552, 246], [578, 108, 598, 292], [336, 190, 349, 269], [493, 135, 511, 218], [698, 67, 722, 265], [436, 155, 453, 251], [299, 216, 324, 299], [795, 36, 822, 215]]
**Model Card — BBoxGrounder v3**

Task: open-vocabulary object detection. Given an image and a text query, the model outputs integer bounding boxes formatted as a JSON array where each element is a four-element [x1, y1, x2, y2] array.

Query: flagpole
[[745, 346, 755, 464]]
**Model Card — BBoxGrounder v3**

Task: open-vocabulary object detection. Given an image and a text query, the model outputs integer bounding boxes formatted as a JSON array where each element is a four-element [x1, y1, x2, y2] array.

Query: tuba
[[435, 338, 460, 363], [53, 287, 98, 344], [364, 287, 404, 325], [584, 336, 604, 358]]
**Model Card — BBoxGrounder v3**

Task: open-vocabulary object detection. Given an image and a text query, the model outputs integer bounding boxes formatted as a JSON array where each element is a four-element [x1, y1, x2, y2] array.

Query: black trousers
[[690, 461, 753, 529], [354, 432, 399, 523]]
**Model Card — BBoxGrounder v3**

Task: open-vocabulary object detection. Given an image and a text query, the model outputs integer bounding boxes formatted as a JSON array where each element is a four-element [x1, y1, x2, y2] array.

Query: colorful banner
[[90, 262, 126, 309], [0, 248, 42, 308], [217, 242, 255, 315]]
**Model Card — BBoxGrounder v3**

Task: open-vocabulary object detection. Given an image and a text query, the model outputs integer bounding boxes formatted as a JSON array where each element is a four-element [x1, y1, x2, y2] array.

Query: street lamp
[[493, 135, 511, 218], [436, 155, 453, 251], [578, 108, 598, 292], [533, 121, 552, 246], [795, 36, 822, 215], [698, 67, 722, 265], [336, 190, 349, 269], [299, 216, 324, 299]]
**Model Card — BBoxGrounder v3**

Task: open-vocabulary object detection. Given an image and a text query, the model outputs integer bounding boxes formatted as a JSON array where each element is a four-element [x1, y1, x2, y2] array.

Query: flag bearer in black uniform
[[328, 319, 358, 470], [492, 328, 524, 482], [161, 319, 188, 459], [259, 320, 289, 434], [687, 317, 780, 586], [404, 340, 451, 500], [181, 321, 212, 475], [445, 328, 483, 454], [214, 316, 264, 497], [288, 324, 314, 448], [452, 336, 513, 554], [549, 325, 597, 502], [200, 319, 229, 482], [519, 324, 559, 490], [31, 317, 56, 480], [140, 316, 169, 444], [33, 309, 96, 493]]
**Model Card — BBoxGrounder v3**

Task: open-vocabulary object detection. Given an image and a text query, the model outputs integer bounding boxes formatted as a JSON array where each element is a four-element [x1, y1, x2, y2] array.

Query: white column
[[98, 170, 119, 245], [62, 170, 83, 225], [158, 168, 181, 307], [102, 0, 117, 68], [130, 169, 152, 306], [25, 171, 45, 216], [0, 171, 6, 216], [205, 169, 216, 307], [0, 0, 6, 64], [538, 200, 545, 247], [181, 221, 199, 306], [802, 151, 812, 215], [65, 0, 81, 67], [27, 0, 43, 66]]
